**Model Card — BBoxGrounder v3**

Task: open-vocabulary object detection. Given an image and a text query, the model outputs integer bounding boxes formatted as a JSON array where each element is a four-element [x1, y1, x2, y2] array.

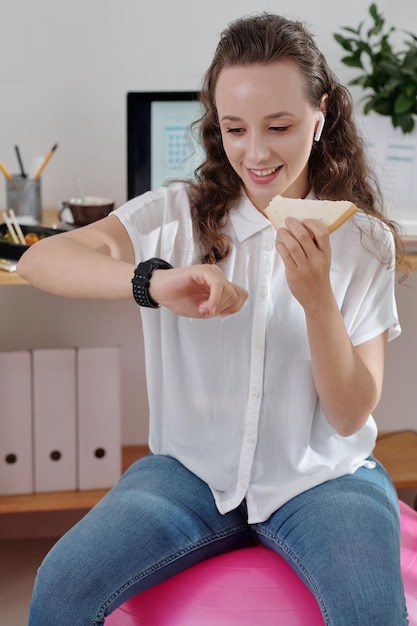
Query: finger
[[284, 216, 317, 243], [197, 273, 225, 315], [276, 225, 309, 266], [275, 239, 293, 264], [220, 285, 248, 315], [283, 218, 328, 258], [302, 218, 330, 251], [201, 283, 247, 317]]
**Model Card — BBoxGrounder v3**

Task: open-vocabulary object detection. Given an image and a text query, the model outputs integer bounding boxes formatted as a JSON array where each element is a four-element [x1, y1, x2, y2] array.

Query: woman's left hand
[[275, 217, 332, 309]]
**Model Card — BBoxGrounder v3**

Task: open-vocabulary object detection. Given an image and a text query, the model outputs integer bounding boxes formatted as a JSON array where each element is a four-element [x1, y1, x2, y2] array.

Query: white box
[[77, 347, 121, 490], [0, 351, 33, 495], [32, 349, 77, 492]]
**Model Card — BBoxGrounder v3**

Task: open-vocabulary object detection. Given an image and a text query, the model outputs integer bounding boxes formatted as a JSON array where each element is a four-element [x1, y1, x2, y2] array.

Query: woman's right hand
[[150, 264, 248, 318]]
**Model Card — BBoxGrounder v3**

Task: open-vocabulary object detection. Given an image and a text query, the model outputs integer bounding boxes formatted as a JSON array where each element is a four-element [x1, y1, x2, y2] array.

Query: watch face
[[148, 258, 174, 271]]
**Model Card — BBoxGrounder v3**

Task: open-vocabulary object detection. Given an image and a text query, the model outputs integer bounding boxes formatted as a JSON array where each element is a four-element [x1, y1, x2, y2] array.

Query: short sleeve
[[332, 215, 401, 346]]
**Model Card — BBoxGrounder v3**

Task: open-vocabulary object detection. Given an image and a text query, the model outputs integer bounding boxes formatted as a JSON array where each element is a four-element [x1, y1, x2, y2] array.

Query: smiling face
[[215, 61, 324, 211]]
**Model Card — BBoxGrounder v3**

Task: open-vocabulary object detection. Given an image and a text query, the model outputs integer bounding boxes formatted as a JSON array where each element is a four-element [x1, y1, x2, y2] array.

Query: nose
[[246, 131, 270, 164]]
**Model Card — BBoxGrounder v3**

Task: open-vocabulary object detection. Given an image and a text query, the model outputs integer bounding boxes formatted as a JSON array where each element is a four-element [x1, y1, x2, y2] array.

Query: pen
[[33, 143, 58, 179], [14, 145, 27, 177], [0, 161, 12, 180]]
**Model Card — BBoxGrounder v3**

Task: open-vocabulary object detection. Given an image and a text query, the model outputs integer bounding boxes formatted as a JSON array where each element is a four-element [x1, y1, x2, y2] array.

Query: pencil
[[33, 143, 58, 179], [14, 145, 27, 177], [0, 161, 12, 180]]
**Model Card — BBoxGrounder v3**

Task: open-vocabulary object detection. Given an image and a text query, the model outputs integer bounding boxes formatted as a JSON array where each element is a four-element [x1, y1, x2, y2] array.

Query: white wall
[[0, 0, 415, 209], [373, 272, 417, 431]]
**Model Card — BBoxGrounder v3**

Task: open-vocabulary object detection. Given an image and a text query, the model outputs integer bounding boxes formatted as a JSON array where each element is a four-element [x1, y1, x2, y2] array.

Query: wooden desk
[[0, 209, 62, 285], [404, 253, 417, 271], [374, 430, 417, 489]]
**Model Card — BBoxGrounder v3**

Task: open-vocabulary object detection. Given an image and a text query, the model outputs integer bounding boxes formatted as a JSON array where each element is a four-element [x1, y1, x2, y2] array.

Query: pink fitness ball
[[105, 544, 324, 625], [105, 500, 417, 626]]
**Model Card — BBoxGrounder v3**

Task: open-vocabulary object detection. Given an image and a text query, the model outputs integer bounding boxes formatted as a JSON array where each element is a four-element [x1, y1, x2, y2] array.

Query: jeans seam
[[256, 528, 331, 626], [95, 522, 249, 623]]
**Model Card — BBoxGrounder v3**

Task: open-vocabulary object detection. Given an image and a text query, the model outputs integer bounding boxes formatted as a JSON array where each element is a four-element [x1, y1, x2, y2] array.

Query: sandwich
[[264, 195, 357, 234]]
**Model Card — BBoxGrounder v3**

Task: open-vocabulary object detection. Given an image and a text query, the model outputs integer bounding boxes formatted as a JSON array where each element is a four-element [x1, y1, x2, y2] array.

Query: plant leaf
[[334, 34, 354, 52], [334, 3, 417, 133], [393, 113, 415, 133], [405, 81, 417, 98], [341, 26, 362, 35], [394, 93, 415, 114], [372, 97, 393, 115], [369, 3, 380, 20], [341, 54, 364, 69], [349, 75, 369, 87]]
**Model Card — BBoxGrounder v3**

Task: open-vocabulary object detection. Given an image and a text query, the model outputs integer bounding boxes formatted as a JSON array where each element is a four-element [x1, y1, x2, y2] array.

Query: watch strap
[[132, 258, 173, 308]]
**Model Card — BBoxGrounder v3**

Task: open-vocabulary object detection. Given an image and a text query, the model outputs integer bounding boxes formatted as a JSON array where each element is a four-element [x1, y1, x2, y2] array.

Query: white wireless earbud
[[314, 111, 325, 142]]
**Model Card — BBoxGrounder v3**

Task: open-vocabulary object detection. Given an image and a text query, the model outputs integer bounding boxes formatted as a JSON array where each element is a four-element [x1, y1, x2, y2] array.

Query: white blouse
[[114, 183, 400, 524]]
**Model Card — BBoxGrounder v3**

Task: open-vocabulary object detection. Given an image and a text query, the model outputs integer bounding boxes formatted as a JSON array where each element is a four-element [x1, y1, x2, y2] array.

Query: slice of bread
[[264, 195, 357, 234]]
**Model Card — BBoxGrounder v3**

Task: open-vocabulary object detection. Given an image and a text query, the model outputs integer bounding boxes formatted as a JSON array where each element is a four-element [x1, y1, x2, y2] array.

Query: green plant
[[334, 3, 417, 133]]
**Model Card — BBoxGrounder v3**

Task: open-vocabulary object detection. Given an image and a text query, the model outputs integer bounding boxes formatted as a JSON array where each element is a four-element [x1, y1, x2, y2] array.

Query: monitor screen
[[127, 91, 204, 200]]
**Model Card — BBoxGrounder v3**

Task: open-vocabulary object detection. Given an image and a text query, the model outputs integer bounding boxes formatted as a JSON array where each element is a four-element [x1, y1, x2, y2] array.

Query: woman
[[18, 13, 408, 626]]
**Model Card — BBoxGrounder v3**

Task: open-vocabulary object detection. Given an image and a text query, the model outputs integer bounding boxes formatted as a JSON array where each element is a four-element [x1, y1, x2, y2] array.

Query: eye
[[270, 125, 290, 132], [226, 127, 245, 134]]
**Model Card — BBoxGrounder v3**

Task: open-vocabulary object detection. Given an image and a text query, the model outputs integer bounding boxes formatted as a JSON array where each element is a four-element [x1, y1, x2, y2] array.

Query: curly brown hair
[[187, 12, 405, 268]]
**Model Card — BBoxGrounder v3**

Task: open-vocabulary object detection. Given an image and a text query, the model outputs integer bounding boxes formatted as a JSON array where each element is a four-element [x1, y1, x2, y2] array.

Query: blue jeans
[[28, 454, 408, 626]]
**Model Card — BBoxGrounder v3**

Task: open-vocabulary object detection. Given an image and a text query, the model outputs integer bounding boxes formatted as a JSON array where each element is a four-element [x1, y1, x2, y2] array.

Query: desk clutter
[[1, 144, 58, 225], [0, 219, 65, 265], [0, 347, 121, 496]]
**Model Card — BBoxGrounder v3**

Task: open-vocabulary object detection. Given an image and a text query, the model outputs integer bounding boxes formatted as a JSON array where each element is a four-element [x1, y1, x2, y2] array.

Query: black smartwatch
[[132, 258, 173, 308]]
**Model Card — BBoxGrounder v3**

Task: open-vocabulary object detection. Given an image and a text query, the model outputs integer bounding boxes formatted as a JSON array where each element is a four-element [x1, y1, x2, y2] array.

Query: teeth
[[250, 167, 278, 177]]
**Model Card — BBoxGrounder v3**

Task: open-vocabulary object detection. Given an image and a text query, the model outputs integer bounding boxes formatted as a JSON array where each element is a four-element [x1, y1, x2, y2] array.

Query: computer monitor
[[126, 91, 204, 200]]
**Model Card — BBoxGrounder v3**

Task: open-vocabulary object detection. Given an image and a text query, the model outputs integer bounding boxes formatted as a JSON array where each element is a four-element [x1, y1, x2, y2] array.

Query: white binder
[[0, 351, 33, 495], [32, 348, 77, 492], [77, 346, 122, 490]]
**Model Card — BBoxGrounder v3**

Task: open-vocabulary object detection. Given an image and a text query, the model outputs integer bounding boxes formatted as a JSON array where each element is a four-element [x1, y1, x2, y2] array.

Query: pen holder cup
[[6, 175, 42, 224]]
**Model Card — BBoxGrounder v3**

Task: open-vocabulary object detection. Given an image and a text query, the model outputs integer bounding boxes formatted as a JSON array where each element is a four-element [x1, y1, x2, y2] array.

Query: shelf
[[0, 445, 148, 515]]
